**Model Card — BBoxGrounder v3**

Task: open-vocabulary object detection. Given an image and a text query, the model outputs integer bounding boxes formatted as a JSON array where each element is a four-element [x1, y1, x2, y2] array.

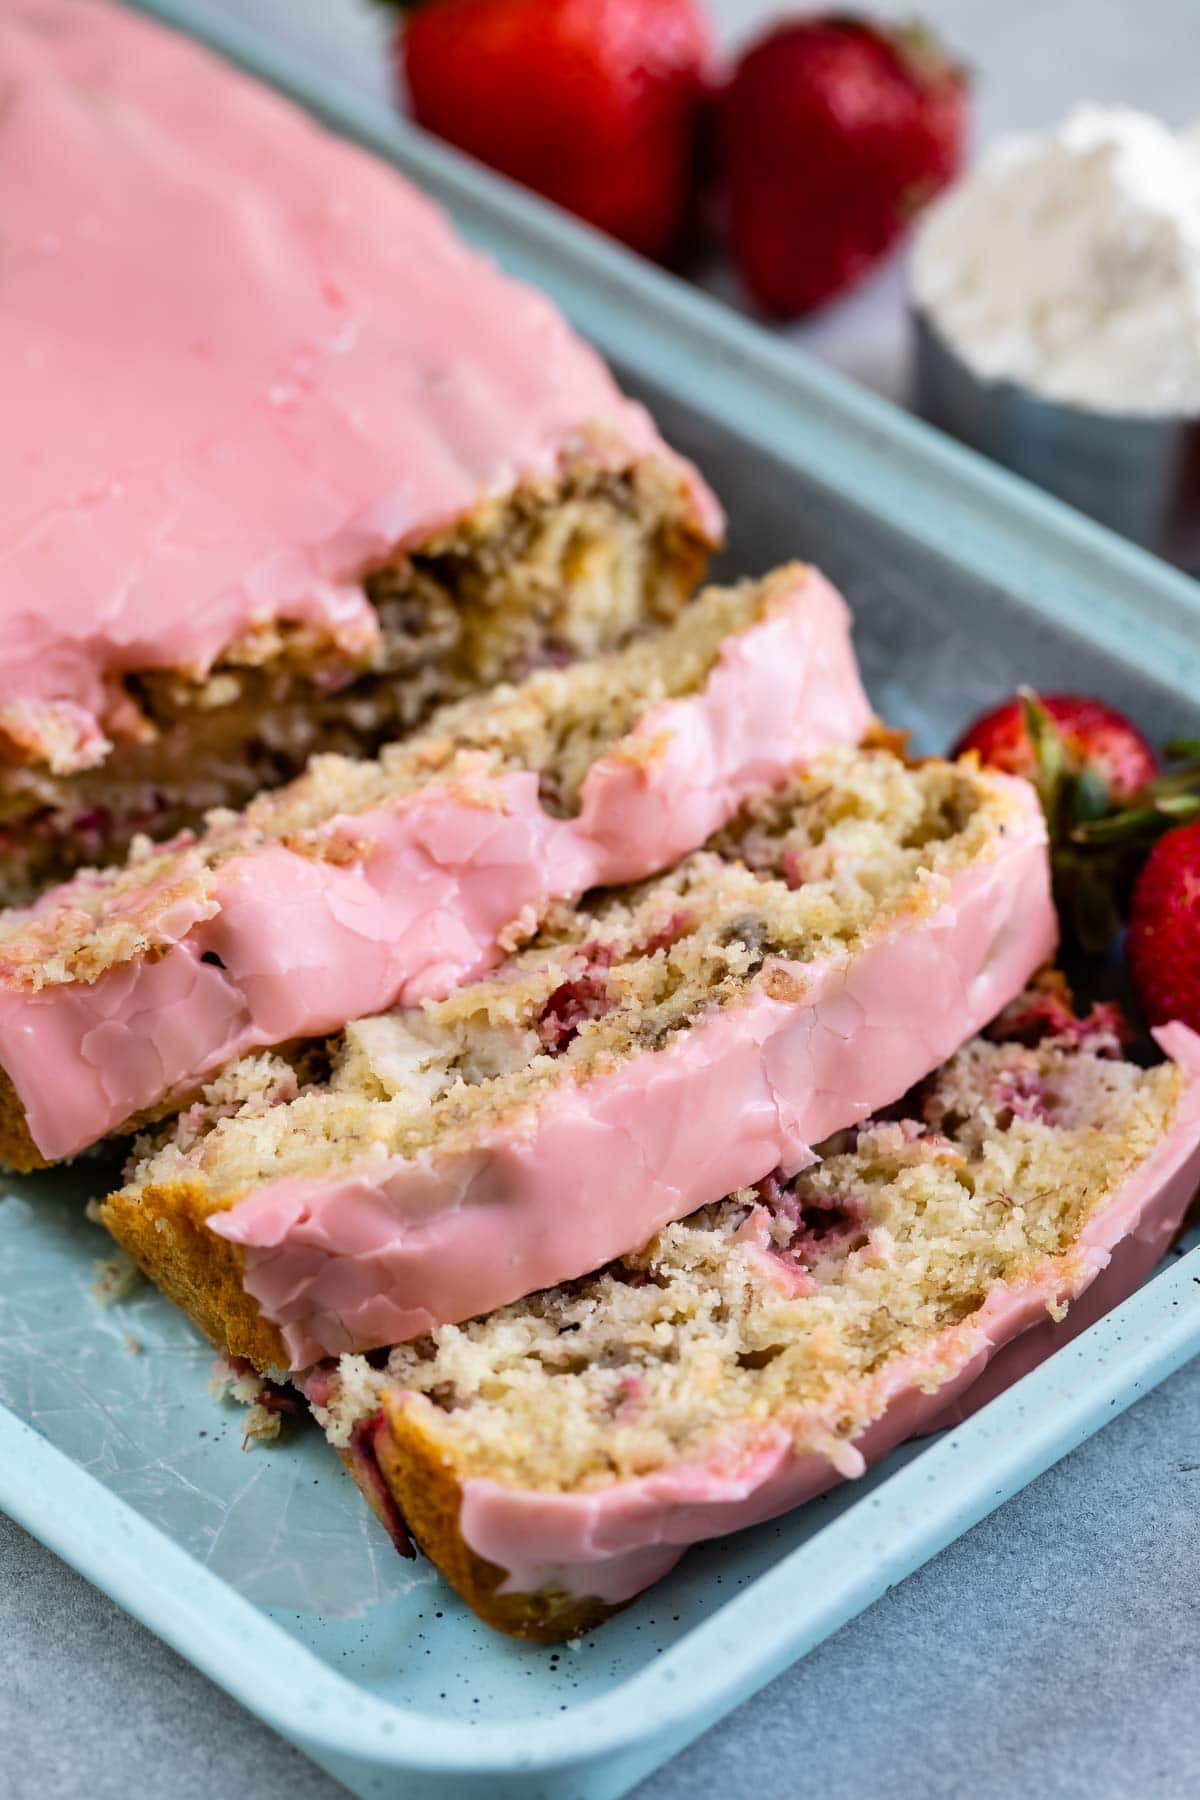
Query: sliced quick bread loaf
[[309, 982, 1200, 1639], [0, 566, 869, 1170], [102, 747, 1055, 1369]]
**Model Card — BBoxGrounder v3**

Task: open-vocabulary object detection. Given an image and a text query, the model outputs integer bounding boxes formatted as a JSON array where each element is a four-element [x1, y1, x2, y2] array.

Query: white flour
[[912, 105, 1200, 415]]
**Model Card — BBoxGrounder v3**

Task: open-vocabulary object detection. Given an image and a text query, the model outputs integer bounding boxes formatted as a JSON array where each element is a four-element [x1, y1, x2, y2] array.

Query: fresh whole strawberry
[[953, 690, 1200, 956], [1127, 821, 1200, 1032], [719, 16, 967, 316], [389, 0, 712, 260], [954, 693, 1158, 809]]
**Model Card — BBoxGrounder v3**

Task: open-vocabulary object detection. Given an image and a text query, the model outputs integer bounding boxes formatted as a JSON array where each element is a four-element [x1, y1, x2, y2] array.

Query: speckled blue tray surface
[[3, 5, 1200, 1797]]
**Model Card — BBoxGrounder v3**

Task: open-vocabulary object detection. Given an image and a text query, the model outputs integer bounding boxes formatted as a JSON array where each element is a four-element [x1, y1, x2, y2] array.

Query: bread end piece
[[0, 1064, 51, 1173], [100, 1178, 287, 1370], [375, 1394, 618, 1642]]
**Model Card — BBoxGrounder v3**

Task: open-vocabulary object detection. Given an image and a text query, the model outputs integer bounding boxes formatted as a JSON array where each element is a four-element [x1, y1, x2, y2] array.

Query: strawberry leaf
[[1072, 763, 1112, 824], [1145, 757, 1200, 797], [1019, 687, 1068, 823], [1072, 807, 1166, 847], [1156, 793, 1200, 820], [893, 17, 971, 89]]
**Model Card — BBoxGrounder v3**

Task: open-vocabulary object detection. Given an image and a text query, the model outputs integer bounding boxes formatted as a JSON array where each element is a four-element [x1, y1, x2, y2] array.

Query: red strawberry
[[954, 693, 1158, 808], [954, 692, 1200, 957], [719, 16, 968, 316], [1127, 821, 1200, 1031], [390, 0, 712, 260]]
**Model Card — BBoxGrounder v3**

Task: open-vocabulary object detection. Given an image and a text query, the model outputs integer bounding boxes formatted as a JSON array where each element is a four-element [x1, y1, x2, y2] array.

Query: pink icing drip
[[210, 778, 1055, 1366], [0, 1, 718, 752], [0, 569, 869, 1159], [445, 1026, 1200, 1607]]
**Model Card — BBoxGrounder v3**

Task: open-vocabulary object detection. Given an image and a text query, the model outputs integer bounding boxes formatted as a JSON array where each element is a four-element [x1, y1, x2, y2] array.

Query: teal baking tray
[[3, 4, 1200, 1796]]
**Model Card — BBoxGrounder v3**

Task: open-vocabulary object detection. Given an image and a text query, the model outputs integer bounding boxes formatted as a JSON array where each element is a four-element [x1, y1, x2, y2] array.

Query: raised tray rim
[[3, 1, 1199, 1789]]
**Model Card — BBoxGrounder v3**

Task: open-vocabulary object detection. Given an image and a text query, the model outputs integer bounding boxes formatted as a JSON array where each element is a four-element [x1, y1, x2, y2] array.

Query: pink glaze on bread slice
[[310, 994, 1200, 1638], [104, 749, 1056, 1371], [0, 567, 868, 1165]]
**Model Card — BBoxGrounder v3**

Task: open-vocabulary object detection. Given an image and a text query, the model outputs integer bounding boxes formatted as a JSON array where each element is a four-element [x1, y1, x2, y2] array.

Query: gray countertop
[[5, 3, 1200, 1795]]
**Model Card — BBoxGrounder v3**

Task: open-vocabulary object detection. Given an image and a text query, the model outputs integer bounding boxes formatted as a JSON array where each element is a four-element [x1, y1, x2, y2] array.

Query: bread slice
[[102, 747, 1055, 1370], [0, 2, 718, 902], [308, 982, 1200, 1640], [0, 565, 869, 1169]]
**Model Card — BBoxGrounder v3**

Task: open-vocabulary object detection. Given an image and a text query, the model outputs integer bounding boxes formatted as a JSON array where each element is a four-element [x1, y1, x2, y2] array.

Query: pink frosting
[[0, 569, 869, 1160], [441, 1024, 1200, 1607], [0, 1, 718, 764], [209, 778, 1055, 1366]]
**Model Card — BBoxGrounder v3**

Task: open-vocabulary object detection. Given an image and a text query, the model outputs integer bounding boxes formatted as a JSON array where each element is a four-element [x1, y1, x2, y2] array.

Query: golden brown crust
[[0, 1058, 217, 1176], [99, 1178, 287, 1369], [862, 719, 911, 760], [373, 1394, 619, 1642], [0, 1063, 51, 1173]]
